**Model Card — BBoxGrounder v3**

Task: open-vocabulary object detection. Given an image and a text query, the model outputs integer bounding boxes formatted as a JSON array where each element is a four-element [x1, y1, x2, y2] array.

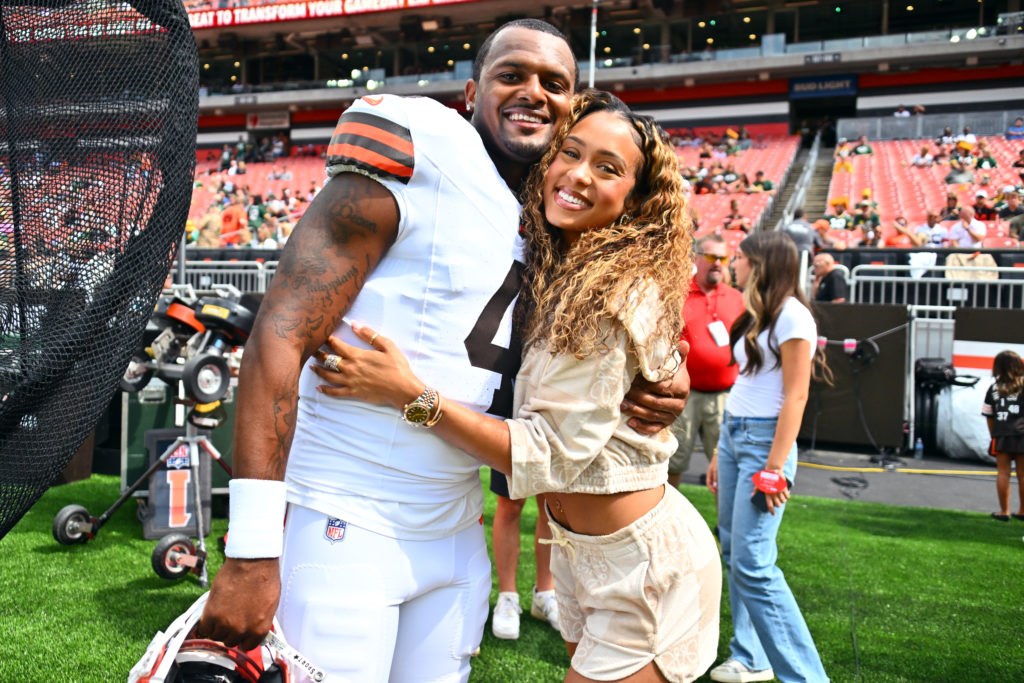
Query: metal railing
[[773, 132, 822, 233], [837, 110, 1017, 143], [849, 264, 1024, 308]]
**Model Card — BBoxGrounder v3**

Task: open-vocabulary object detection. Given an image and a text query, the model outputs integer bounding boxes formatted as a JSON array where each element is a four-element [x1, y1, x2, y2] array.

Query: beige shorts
[[546, 486, 721, 682], [668, 389, 728, 475]]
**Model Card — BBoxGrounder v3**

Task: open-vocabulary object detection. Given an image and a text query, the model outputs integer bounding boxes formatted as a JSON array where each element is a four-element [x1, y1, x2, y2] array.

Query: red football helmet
[[128, 592, 328, 683]]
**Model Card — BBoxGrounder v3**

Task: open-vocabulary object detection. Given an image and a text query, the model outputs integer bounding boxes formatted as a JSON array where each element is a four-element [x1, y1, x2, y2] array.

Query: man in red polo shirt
[[668, 234, 746, 489]]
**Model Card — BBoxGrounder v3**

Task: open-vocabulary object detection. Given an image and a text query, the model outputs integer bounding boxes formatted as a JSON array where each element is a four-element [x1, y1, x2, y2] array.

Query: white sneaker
[[530, 585, 560, 630], [709, 658, 775, 682], [491, 592, 522, 640]]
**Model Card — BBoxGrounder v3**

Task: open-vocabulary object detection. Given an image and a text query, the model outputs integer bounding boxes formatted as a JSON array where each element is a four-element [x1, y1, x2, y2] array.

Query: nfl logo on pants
[[325, 518, 347, 543]]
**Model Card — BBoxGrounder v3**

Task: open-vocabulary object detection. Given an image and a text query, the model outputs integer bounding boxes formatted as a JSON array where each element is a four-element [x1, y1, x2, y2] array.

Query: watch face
[[405, 404, 431, 424]]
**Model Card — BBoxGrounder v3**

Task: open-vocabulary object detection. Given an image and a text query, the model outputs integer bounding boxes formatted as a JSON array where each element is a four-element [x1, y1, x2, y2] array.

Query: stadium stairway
[[802, 147, 837, 218], [765, 147, 809, 228]]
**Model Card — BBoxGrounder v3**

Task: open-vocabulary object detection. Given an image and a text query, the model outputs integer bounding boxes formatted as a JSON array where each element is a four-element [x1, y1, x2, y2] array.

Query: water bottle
[[913, 437, 924, 460]]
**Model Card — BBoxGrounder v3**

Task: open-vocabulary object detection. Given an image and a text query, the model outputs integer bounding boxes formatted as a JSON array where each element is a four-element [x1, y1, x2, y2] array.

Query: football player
[[196, 19, 689, 682]]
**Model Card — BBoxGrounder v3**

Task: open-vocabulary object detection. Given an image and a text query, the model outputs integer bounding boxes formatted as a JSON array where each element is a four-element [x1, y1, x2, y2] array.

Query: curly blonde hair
[[517, 90, 693, 362]]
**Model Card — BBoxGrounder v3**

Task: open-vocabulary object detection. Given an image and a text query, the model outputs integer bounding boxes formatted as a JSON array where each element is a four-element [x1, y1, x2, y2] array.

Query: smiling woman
[[315, 90, 722, 683], [542, 110, 643, 245]]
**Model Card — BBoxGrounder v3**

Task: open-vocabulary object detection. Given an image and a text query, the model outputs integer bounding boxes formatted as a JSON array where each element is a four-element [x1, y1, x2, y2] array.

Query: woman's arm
[[313, 324, 622, 496], [311, 327, 514, 474], [762, 338, 812, 515]]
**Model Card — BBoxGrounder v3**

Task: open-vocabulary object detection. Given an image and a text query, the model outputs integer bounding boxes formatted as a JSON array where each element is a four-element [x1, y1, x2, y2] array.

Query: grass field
[[2, 472, 1022, 682]]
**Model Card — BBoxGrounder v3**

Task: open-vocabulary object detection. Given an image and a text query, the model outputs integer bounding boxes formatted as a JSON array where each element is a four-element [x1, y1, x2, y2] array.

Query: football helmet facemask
[[128, 592, 327, 683]]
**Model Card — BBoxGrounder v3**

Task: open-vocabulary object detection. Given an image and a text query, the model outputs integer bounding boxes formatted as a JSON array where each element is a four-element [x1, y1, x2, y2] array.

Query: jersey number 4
[[464, 262, 523, 418]]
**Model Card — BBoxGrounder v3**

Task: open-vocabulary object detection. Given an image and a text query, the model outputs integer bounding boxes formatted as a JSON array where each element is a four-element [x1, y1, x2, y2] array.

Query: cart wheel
[[152, 533, 196, 580], [118, 353, 153, 393], [52, 504, 92, 545], [182, 353, 230, 404], [135, 499, 148, 523]]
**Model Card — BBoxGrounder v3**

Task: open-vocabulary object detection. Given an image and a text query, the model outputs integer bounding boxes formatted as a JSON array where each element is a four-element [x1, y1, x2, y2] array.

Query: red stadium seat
[[982, 236, 1019, 248]]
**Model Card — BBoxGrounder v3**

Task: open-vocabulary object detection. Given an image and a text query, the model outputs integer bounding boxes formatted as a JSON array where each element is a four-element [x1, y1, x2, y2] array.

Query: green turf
[[2, 472, 1022, 682]]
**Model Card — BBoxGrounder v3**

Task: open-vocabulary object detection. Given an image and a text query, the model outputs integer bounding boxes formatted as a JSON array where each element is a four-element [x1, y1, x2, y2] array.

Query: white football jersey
[[287, 95, 524, 539]]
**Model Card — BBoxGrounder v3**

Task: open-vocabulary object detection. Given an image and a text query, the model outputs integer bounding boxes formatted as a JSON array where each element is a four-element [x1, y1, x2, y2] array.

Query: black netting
[[0, 0, 198, 538]]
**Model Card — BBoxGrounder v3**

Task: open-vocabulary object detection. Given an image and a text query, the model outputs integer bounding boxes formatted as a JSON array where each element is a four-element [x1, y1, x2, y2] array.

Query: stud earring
[[466, 102, 473, 112]]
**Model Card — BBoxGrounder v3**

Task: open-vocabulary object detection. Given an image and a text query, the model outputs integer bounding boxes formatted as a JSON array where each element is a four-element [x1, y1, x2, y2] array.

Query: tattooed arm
[[196, 173, 398, 649]]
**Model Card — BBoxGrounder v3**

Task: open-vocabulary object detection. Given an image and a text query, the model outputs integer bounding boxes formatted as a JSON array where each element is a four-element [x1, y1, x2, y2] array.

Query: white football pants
[[277, 504, 490, 683]]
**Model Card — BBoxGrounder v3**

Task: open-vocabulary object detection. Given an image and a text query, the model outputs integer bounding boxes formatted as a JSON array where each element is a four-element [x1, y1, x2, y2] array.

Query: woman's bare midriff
[[546, 485, 666, 536]]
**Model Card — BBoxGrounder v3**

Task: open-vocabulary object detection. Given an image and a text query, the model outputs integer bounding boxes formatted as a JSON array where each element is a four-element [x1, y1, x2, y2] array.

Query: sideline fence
[[849, 264, 1024, 309]]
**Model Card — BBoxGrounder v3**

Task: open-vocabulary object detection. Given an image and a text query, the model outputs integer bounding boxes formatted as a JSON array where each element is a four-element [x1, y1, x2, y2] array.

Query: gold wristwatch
[[402, 387, 437, 427]]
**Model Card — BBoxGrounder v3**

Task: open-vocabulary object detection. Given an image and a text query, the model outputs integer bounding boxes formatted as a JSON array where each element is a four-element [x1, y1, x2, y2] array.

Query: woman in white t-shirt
[[706, 231, 831, 683]]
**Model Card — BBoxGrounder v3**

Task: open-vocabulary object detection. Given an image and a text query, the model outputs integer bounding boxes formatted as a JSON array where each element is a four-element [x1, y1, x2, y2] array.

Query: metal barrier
[[774, 133, 821, 233], [177, 261, 266, 294], [837, 109, 1015, 142], [849, 264, 1024, 309]]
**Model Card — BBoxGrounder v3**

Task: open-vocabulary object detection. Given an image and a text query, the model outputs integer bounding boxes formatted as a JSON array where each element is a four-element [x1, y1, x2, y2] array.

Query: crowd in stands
[[187, 140, 328, 250], [824, 123, 1024, 249]]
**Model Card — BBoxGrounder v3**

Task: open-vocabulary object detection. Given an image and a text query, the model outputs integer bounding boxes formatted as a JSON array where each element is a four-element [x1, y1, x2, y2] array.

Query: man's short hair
[[793, 208, 805, 219], [696, 234, 726, 251], [472, 19, 579, 91]]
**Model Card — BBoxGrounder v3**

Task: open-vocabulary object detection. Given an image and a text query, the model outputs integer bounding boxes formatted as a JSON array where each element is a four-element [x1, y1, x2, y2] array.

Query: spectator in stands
[[255, 223, 279, 249], [1014, 149, 1024, 183], [247, 194, 265, 228], [833, 139, 853, 173], [722, 163, 742, 191], [933, 142, 952, 165], [724, 199, 752, 232], [858, 188, 877, 209], [911, 145, 934, 167], [903, 212, 947, 247], [912, 105, 927, 115], [219, 197, 247, 247], [852, 135, 873, 155], [972, 190, 998, 221], [997, 188, 1024, 239], [893, 105, 910, 118], [218, 144, 232, 172], [957, 125, 977, 145], [812, 253, 848, 303], [853, 202, 880, 233], [945, 142, 976, 184], [227, 159, 240, 176], [781, 208, 815, 257], [975, 141, 998, 171], [997, 187, 1022, 218], [827, 197, 853, 230], [236, 226, 256, 249], [938, 192, 961, 221], [277, 220, 294, 246], [271, 134, 285, 158], [884, 217, 913, 247], [196, 202, 222, 248], [265, 192, 286, 218], [937, 126, 956, 146], [1007, 117, 1024, 141], [813, 218, 845, 251], [948, 206, 986, 248], [750, 170, 774, 194], [738, 125, 754, 151]]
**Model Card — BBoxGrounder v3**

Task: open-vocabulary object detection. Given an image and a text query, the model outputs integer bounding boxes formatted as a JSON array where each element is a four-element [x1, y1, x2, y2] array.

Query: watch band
[[402, 387, 437, 426]]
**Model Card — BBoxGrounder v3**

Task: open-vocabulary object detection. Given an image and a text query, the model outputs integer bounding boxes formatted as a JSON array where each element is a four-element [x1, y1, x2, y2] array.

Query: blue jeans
[[717, 413, 828, 683]]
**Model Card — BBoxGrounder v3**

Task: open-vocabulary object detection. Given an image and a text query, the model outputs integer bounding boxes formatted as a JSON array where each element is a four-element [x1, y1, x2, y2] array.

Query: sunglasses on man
[[698, 253, 729, 265]]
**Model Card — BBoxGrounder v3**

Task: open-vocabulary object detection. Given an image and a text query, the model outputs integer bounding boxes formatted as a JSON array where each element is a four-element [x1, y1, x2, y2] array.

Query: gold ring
[[323, 354, 342, 372], [369, 333, 379, 345]]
